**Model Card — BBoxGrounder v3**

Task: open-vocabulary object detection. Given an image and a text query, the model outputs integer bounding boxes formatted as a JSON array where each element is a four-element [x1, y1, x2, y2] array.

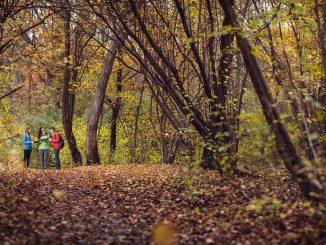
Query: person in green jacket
[[35, 127, 50, 169]]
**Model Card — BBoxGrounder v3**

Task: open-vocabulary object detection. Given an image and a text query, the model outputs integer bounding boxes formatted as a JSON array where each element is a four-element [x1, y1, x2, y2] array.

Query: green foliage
[[247, 196, 282, 213], [24, 107, 61, 130], [238, 90, 277, 165]]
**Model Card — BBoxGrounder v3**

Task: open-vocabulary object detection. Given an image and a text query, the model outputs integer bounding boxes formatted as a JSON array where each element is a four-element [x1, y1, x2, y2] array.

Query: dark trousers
[[54, 149, 61, 169], [39, 150, 48, 169], [23, 150, 32, 167]]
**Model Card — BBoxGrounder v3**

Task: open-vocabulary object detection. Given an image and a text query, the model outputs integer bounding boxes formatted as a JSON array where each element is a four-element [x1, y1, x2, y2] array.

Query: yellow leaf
[[52, 189, 65, 199], [153, 223, 177, 245], [186, 37, 195, 43]]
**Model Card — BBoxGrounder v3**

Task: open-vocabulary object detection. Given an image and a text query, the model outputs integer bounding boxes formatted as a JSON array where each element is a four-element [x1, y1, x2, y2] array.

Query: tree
[[86, 0, 246, 174], [314, 0, 326, 159], [108, 67, 123, 161], [86, 35, 123, 164], [61, 7, 83, 165], [0, 0, 53, 55], [218, 0, 324, 199]]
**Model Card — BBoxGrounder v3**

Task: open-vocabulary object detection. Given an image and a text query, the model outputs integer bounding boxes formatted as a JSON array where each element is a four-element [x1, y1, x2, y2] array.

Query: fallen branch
[[241, 190, 251, 201]]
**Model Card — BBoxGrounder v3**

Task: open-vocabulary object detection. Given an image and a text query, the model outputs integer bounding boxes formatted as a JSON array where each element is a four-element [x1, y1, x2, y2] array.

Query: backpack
[[58, 134, 65, 149]]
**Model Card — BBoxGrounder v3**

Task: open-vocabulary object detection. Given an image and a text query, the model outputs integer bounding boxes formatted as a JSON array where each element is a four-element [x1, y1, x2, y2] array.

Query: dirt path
[[0, 165, 324, 244]]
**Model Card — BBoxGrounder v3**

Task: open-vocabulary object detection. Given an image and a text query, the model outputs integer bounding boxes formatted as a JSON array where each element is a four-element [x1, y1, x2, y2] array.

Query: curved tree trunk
[[61, 9, 82, 165], [86, 37, 122, 164]]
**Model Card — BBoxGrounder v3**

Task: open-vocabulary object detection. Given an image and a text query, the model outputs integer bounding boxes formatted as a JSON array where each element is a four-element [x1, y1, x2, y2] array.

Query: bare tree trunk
[[148, 88, 180, 164], [86, 37, 122, 164], [28, 75, 32, 110], [219, 0, 324, 199], [109, 67, 123, 161], [131, 85, 145, 163], [158, 109, 180, 164], [231, 70, 248, 171], [61, 9, 82, 165]]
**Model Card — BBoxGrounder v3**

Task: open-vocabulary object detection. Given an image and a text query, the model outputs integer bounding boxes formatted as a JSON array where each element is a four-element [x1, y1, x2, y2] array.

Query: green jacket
[[39, 134, 50, 150]]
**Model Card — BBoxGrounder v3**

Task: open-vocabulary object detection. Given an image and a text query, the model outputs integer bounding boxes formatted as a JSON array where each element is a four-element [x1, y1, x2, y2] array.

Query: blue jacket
[[22, 133, 32, 150]]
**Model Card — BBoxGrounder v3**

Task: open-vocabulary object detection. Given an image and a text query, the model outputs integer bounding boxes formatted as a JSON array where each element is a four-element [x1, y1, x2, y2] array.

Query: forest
[[0, 0, 325, 244]]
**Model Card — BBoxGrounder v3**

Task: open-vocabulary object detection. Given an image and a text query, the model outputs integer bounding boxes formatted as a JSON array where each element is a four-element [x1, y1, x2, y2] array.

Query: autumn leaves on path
[[0, 165, 324, 244]]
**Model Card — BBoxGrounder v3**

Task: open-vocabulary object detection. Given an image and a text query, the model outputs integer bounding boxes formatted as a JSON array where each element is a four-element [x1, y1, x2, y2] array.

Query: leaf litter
[[0, 164, 325, 244]]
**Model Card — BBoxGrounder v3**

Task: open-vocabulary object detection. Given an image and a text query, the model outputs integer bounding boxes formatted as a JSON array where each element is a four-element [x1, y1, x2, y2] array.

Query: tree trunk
[[109, 67, 123, 161], [200, 1, 234, 174], [61, 9, 82, 165], [86, 37, 122, 164], [158, 110, 179, 164], [28, 75, 32, 110], [131, 85, 145, 163], [219, 0, 324, 199], [200, 144, 223, 173]]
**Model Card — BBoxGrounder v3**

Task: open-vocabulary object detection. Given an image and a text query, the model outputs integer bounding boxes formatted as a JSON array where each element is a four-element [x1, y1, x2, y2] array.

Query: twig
[[0, 86, 24, 100], [241, 190, 251, 201]]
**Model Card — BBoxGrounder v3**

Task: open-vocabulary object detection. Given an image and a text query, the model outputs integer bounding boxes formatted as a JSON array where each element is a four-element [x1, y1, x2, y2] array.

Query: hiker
[[50, 127, 61, 169], [35, 127, 50, 169], [22, 127, 33, 167]]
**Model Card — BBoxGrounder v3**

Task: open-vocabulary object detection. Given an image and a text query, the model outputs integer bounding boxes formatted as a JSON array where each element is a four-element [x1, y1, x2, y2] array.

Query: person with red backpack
[[50, 127, 63, 169]]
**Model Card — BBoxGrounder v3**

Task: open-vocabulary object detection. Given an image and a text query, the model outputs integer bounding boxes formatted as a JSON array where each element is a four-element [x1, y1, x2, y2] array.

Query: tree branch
[[0, 85, 24, 100]]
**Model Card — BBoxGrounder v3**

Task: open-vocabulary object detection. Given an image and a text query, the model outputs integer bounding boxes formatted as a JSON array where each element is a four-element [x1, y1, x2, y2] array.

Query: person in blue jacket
[[22, 127, 33, 167]]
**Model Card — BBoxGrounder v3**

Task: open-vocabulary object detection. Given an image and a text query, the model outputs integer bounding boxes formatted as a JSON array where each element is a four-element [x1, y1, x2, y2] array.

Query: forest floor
[[0, 164, 325, 244]]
